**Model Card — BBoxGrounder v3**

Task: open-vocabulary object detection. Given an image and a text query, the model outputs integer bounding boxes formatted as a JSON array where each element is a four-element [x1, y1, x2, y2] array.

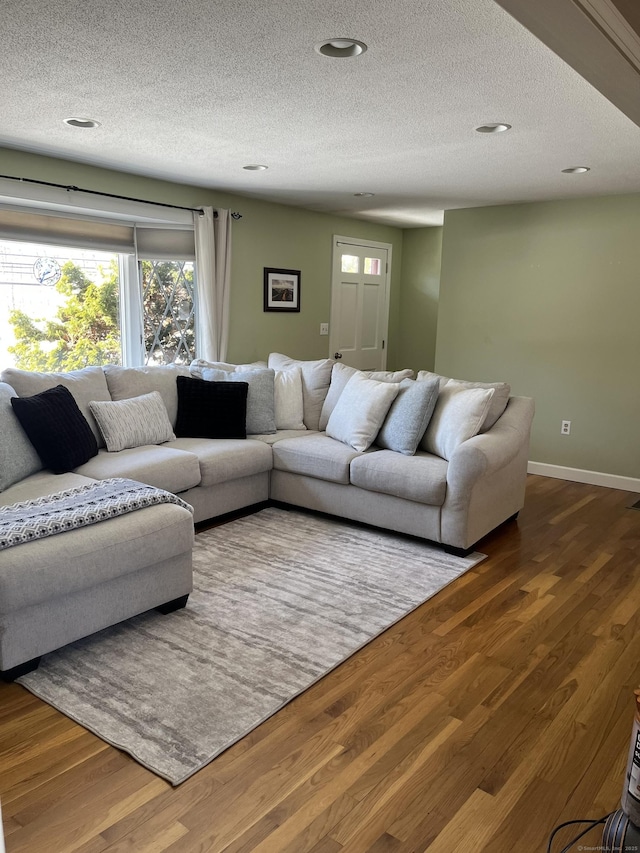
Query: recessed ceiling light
[[63, 117, 101, 129], [315, 38, 368, 58], [475, 123, 512, 134], [562, 166, 590, 174], [242, 164, 268, 171], [354, 192, 375, 197]]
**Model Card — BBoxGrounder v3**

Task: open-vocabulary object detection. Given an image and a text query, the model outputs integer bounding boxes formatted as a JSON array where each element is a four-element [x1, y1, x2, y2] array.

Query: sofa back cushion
[[89, 391, 176, 452], [190, 358, 267, 377], [0, 382, 42, 491], [420, 382, 495, 460], [417, 370, 510, 431], [1, 366, 111, 446], [11, 384, 99, 473], [268, 353, 333, 431], [103, 364, 190, 428]]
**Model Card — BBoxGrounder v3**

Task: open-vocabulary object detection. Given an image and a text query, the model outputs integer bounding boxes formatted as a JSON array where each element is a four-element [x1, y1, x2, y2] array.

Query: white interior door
[[330, 236, 391, 370]]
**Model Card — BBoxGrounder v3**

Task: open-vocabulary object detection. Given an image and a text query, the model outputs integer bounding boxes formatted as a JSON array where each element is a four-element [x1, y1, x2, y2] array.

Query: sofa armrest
[[447, 396, 535, 492], [441, 396, 535, 550]]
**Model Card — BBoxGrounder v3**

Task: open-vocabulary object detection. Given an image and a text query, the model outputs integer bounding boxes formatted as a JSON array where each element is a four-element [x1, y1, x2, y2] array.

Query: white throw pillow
[[274, 367, 305, 430], [268, 353, 334, 431], [420, 382, 495, 460], [326, 373, 400, 452], [417, 370, 510, 431], [89, 391, 176, 452], [319, 363, 415, 430]]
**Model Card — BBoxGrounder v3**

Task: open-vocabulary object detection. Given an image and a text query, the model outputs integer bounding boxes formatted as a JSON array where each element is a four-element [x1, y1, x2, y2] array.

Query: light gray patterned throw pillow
[[376, 376, 440, 456], [89, 391, 175, 452]]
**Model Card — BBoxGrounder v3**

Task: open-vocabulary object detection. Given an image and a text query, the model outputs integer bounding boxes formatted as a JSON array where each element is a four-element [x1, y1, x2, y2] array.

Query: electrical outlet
[[561, 420, 571, 435], [320, 323, 329, 336]]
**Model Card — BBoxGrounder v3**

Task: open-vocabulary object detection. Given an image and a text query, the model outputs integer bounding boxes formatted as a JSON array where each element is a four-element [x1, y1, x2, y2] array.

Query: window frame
[[0, 181, 197, 367]]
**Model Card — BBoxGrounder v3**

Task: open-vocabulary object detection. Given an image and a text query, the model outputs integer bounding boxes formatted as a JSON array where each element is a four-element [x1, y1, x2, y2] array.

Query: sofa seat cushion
[[168, 437, 272, 487], [350, 450, 449, 506], [74, 446, 201, 493], [0, 501, 194, 614], [272, 434, 364, 484], [1, 471, 98, 507]]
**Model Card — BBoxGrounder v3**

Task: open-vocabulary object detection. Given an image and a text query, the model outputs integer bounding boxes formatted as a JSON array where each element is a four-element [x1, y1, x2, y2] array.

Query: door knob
[[334, 352, 343, 359]]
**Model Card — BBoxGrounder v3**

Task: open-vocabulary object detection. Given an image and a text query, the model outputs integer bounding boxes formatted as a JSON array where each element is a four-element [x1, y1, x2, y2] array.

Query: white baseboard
[[527, 461, 640, 493]]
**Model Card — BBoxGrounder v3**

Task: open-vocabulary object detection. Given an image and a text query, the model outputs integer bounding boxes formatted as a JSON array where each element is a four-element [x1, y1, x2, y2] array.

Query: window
[[0, 183, 198, 369], [0, 239, 122, 371], [364, 257, 381, 275], [0, 239, 197, 370], [341, 254, 360, 273], [142, 260, 195, 365]]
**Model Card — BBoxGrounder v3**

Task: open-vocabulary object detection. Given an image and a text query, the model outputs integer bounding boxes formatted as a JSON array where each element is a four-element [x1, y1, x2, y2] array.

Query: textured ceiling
[[1, 0, 640, 227]]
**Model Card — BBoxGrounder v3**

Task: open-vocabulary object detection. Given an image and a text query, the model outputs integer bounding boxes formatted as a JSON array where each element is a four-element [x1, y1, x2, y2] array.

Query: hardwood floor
[[1, 474, 639, 852]]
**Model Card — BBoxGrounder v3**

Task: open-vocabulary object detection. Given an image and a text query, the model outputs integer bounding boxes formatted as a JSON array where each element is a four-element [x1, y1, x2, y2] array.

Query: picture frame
[[263, 267, 301, 312]]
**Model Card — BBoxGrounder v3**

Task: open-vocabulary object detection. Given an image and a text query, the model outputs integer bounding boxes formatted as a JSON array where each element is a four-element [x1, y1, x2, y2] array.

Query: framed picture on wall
[[263, 268, 301, 312]]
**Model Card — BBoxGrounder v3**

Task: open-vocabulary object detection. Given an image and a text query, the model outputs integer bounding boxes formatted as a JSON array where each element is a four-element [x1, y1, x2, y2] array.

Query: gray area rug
[[18, 507, 485, 785]]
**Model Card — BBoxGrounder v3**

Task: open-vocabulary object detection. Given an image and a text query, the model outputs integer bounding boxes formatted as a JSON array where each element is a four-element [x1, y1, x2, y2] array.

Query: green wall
[[0, 148, 404, 366], [436, 196, 640, 479], [396, 226, 442, 372], [6, 148, 639, 481]]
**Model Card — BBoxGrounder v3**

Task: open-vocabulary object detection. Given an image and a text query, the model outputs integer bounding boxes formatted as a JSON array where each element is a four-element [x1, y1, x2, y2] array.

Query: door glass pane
[[364, 257, 381, 275], [0, 239, 121, 370], [142, 260, 195, 364], [341, 254, 359, 273]]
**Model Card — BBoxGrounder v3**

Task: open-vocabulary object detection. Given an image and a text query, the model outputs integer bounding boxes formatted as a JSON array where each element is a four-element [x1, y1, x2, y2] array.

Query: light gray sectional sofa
[[0, 356, 534, 679]]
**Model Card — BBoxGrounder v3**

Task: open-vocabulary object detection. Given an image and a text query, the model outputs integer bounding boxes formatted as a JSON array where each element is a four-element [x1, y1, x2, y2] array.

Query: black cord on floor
[[547, 814, 612, 853]]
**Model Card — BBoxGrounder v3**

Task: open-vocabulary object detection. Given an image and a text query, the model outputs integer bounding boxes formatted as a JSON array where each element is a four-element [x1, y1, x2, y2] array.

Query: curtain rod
[[0, 174, 243, 220]]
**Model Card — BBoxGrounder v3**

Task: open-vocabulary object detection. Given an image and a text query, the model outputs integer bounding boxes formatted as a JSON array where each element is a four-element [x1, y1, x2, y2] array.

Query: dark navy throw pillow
[[11, 384, 99, 473], [175, 375, 248, 439]]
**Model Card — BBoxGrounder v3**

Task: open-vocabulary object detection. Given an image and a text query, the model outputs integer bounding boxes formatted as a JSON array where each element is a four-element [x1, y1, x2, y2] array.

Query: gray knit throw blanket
[[0, 478, 193, 550]]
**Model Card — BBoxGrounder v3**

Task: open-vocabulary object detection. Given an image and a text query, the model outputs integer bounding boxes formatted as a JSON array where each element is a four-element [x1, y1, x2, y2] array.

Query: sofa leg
[[444, 544, 474, 558], [508, 511, 520, 522], [155, 594, 189, 615], [1, 656, 41, 683]]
